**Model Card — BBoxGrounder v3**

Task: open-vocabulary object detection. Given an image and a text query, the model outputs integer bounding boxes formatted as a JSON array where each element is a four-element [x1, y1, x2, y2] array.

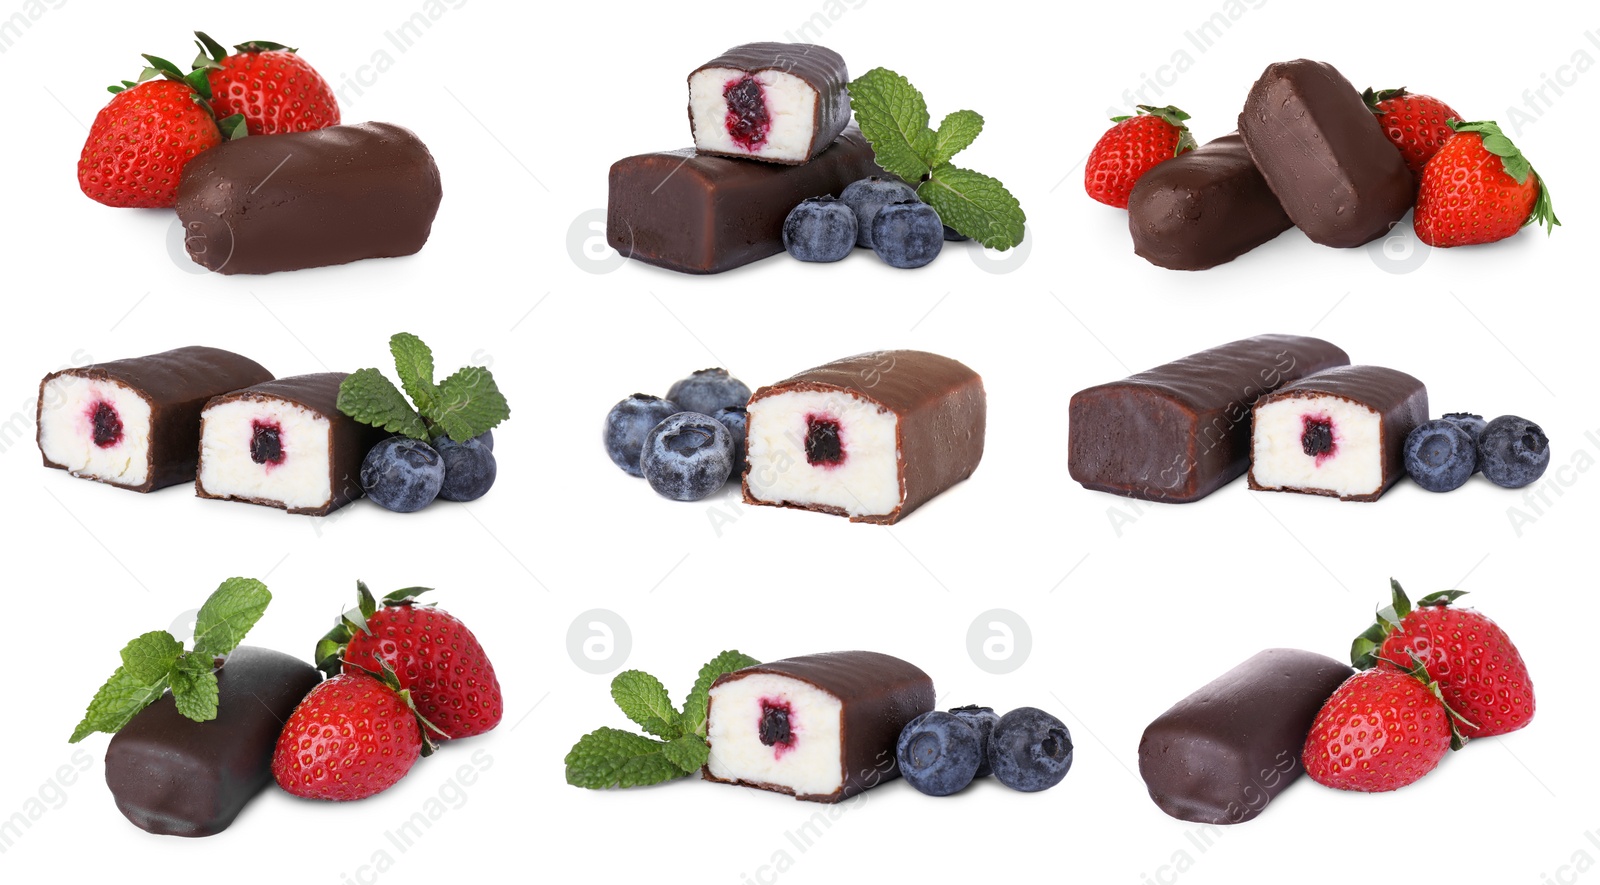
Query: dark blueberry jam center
[[251, 421, 285, 465], [804, 417, 844, 466], [724, 76, 770, 150], [91, 402, 123, 448], [1301, 416, 1335, 458], [759, 700, 793, 748]]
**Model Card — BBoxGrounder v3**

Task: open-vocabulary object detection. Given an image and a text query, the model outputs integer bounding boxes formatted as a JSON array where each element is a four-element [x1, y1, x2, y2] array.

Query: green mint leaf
[[170, 654, 220, 722], [389, 333, 440, 416], [682, 650, 760, 737], [610, 670, 682, 739], [337, 368, 429, 441], [848, 67, 937, 182], [68, 631, 183, 742], [930, 110, 983, 166], [564, 727, 689, 789], [919, 165, 1026, 250], [191, 577, 271, 659], [661, 734, 711, 773], [429, 366, 510, 442]]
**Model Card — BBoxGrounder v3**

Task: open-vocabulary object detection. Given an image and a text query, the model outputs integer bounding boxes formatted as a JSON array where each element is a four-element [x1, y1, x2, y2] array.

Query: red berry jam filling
[[251, 421, 285, 466], [1300, 414, 1337, 466], [89, 401, 123, 448], [804, 416, 845, 467], [758, 697, 796, 757], [723, 76, 770, 151]]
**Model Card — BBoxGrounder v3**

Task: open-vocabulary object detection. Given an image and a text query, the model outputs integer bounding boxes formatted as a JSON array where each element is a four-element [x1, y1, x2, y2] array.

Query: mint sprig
[[848, 68, 1026, 250], [69, 578, 271, 742], [336, 333, 510, 443], [564, 650, 759, 789]]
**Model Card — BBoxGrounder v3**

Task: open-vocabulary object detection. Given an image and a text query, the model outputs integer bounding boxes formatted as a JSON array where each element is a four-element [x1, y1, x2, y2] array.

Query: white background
[[1, 1, 1596, 883]]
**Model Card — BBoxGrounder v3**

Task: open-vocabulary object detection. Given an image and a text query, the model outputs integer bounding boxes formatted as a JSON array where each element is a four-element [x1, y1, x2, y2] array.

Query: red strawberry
[[1302, 666, 1454, 792], [192, 32, 339, 136], [272, 671, 427, 801], [1363, 87, 1460, 177], [1352, 579, 1535, 737], [1084, 105, 1197, 208], [1414, 119, 1559, 247], [77, 55, 227, 208], [316, 582, 503, 740]]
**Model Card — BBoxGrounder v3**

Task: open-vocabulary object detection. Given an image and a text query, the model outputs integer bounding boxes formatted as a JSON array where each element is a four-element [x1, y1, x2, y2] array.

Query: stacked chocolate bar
[[607, 43, 882, 274]]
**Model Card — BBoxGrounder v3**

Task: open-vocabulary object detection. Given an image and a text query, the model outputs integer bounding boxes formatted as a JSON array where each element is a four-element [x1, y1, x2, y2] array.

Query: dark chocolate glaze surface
[[1138, 648, 1353, 825], [1128, 134, 1292, 270]]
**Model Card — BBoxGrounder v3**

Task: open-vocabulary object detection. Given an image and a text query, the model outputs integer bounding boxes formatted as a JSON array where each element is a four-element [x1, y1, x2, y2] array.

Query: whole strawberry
[[193, 32, 340, 136], [78, 55, 229, 208], [316, 582, 503, 740], [1414, 119, 1559, 247], [1084, 105, 1197, 209], [272, 670, 427, 801], [1363, 87, 1460, 177], [1352, 580, 1535, 737], [1303, 666, 1454, 792]]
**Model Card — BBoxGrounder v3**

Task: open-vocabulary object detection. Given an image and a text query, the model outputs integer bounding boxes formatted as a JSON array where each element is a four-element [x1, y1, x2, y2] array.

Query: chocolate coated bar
[[105, 647, 320, 836], [688, 42, 851, 165], [705, 651, 935, 802], [1127, 133, 1292, 270], [1238, 60, 1413, 248], [1068, 335, 1350, 502], [175, 122, 443, 274], [743, 350, 985, 524], [1138, 648, 1353, 825], [607, 126, 882, 274]]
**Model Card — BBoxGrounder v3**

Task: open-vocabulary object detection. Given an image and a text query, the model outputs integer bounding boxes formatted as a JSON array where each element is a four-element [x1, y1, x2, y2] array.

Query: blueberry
[[713, 406, 748, 476], [475, 429, 495, 452], [839, 176, 918, 248], [896, 711, 982, 797], [432, 435, 498, 502], [604, 394, 680, 477], [1441, 413, 1485, 472], [949, 705, 1001, 778], [782, 196, 856, 262], [942, 224, 969, 242], [666, 368, 750, 416], [989, 707, 1073, 793], [640, 412, 734, 502], [360, 437, 444, 513], [870, 200, 944, 269], [1478, 415, 1551, 489], [1404, 420, 1476, 493]]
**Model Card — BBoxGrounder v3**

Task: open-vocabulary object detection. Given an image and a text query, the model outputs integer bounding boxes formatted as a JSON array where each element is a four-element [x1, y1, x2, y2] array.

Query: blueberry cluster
[[782, 176, 955, 269], [896, 705, 1072, 797], [603, 369, 751, 502], [1404, 412, 1550, 493], [360, 431, 498, 513]]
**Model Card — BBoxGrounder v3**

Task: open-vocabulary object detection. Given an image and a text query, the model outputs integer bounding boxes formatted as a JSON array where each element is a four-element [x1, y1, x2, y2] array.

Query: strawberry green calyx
[[1350, 579, 1468, 670], [1388, 651, 1475, 751], [1361, 86, 1409, 112], [108, 53, 210, 99], [1448, 119, 1562, 233], [191, 32, 299, 69], [313, 580, 434, 678]]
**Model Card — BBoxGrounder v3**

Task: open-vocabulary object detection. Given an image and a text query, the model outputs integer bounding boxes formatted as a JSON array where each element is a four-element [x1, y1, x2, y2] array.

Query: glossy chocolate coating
[[606, 126, 883, 274], [689, 42, 851, 164], [1139, 648, 1353, 825], [37, 347, 273, 492], [705, 651, 935, 802], [1069, 335, 1350, 502], [1128, 134, 1292, 270], [175, 122, 443, 274], [1248, 365, 1429, 501], [1238, 60, 1413, 248], [744, 350, 986, 524], [196, 373, 384, 515], [105, 647, 320, 836]]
